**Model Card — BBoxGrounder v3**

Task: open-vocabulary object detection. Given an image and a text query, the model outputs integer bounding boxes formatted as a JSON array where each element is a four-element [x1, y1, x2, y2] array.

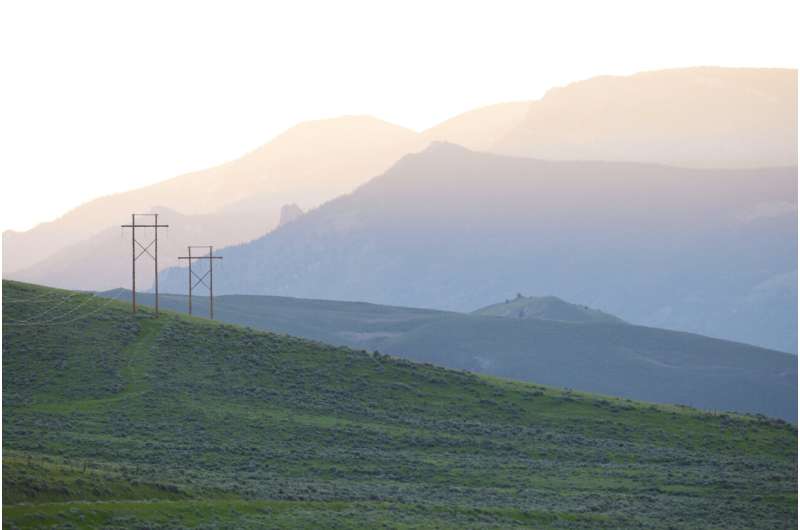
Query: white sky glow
[[1, 0, 798, 231]]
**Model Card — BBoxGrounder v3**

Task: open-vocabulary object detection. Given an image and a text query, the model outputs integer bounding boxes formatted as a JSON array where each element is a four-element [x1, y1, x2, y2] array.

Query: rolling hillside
[[159, 142, 798, 353], [101, 289, 797, 421], [3, 280, 797, 528]]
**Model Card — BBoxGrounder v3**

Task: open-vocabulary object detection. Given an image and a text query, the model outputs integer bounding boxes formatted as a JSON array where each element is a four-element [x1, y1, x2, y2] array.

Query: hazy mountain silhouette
[[494, 67, 797, 168], [5, 67, 796, 313], [473, 294, 626, 324], [3, 116, 419, 272], [9, 207, 265, 291], [421, 101, 530, 151], [102, 288, 797, 421], [3, 116, 422, 275], [278, 204, 304, 227], [159, 143, 797, 352]]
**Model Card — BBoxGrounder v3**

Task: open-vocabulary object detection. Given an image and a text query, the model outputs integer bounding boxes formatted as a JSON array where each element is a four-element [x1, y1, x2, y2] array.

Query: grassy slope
[[99, 289, 452, 348], [3, 280, 797, 529], [101, 289, 797, 421]]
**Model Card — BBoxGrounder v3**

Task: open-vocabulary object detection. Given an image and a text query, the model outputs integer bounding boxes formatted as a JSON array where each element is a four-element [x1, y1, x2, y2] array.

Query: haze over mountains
[[3, 65, 798, 526], [494, 68, 797, 167], [160, 142, 797, 352], [104, 288, 798, 421], [3, 116, 423, 278], [4, 67, 797, 351]]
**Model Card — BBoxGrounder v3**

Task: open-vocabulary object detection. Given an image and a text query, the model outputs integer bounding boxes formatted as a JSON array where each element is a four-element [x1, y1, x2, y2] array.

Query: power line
[[178, 245, 223, 319], [5, 292, 98, 324], [3, 291, 81, 304], [121, 213, 169, 316], [4, 290, 126, 326], [3, 291, 84, 321], [3, 285, 78, 304], [5, 214, 235, 327]]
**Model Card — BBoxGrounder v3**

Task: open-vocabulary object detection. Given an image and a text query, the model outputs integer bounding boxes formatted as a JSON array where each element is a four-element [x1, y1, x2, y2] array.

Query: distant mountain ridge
[[4, 116, 425, 287], [158, 142, 797, 352], [494, 67, 797, 168], [421, 101, 530, 151], [5, 67, 796, 283], [473, 294, 626, 324]]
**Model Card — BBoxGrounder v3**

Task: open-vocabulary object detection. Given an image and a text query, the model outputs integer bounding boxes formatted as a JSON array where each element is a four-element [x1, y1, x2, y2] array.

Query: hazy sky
[[1, 0, 797, 232]]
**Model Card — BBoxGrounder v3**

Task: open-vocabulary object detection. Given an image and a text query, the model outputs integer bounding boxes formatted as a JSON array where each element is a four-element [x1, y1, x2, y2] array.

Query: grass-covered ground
[[100, 288, 798, 422], [3, 280, 797, 528]]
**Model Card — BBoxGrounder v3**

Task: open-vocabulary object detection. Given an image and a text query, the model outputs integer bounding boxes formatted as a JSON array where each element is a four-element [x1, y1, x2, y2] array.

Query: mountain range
[[159, 142, 797, 352], [4, 67, 797, 351], [3, 116, 423, 278], [493, 67, 797, 168]]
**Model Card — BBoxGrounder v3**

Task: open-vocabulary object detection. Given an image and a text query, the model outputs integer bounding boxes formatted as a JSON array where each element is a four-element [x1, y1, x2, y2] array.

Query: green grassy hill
[[100, 289, 797, 421], [3, 280, 797, 529]]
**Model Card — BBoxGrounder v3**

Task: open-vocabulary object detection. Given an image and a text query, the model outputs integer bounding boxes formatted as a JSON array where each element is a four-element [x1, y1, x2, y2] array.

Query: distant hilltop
[[473, 294, 626, 324]]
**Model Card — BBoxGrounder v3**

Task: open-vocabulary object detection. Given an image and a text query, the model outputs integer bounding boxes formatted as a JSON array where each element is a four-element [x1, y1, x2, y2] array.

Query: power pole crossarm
[[178, 245, 223, 320], [121, 213, 169, 316]]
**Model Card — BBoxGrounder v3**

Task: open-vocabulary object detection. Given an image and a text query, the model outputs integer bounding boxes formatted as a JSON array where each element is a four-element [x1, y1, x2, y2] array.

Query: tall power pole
[[121, 213, 169, 315], [178, 245, 223, 319]]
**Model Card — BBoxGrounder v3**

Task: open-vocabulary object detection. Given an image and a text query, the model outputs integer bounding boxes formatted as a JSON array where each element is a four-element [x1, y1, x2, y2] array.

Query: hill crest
[[473, 294, 627, 324]]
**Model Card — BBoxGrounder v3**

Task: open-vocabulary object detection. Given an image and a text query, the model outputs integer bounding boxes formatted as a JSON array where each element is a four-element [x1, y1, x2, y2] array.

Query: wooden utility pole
[[178, 245, 223, 319], [121, 213, 169, 315]]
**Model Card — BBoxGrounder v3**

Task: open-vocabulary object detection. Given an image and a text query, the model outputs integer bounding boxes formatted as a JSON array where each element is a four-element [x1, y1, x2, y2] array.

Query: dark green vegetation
[[473, 294, 626, 324], [103, 289, 797, 421], [4, 281, 797, 529]]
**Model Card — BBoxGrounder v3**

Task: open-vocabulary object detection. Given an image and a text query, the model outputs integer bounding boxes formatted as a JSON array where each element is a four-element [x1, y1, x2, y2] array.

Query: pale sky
[[1, 0, 798, 232]]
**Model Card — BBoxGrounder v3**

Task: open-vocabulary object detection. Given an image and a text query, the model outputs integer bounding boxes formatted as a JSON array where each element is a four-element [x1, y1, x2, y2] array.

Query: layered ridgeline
[[7, 206, 270, 292], [101, 289, 796, 421], [159, 143, 798, 353], [3, 281, 797, 528], [492, 67, 797, 168], [3, 116, 423, 282], [5, 67, 796, 291]]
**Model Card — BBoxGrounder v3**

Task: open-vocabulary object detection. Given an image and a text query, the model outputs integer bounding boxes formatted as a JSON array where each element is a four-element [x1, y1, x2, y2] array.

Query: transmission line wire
[[4, 290, 126, 326]]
